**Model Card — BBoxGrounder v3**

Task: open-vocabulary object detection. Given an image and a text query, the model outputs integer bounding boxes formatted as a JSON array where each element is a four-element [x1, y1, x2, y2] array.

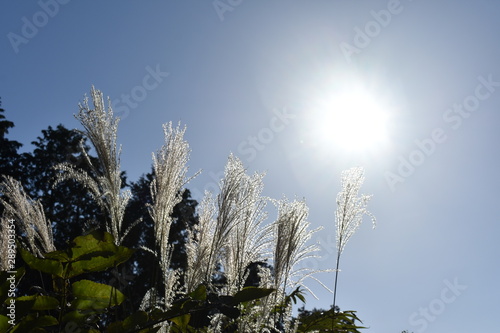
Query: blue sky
[[2, 1, 500, 332]]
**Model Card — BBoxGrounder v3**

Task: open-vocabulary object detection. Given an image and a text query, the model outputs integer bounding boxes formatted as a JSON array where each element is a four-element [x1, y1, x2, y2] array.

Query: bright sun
[[313, 86, 390, 152]]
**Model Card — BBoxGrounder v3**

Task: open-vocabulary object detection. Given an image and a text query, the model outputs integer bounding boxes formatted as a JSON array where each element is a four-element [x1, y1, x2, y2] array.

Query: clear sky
[[2, 1, 500, 332]]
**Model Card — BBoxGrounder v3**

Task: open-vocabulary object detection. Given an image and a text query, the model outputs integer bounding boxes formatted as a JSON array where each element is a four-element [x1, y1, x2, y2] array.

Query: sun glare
[[313, 86, 390, 152]]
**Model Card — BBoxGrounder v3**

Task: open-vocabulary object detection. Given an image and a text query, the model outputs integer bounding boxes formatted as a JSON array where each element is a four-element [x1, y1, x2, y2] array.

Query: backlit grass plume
[[221, 154, 269, 294], [0, 217, 10, 270], [196, 154, 266, 289], [54, 86, 131, 244], [0, 175, 55, 257], [271, 197, 323, 331], [184, 191, 217, 293], [186, 157, 320, 331], [272, 197, 318, 295], [332, 166, 375, 314], [148, 121, 197, 309]]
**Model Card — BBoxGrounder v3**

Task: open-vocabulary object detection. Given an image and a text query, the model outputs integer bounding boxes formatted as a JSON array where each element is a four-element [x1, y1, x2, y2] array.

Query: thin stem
[[332, 250, 341, 331], [332, 251, 341, 311]]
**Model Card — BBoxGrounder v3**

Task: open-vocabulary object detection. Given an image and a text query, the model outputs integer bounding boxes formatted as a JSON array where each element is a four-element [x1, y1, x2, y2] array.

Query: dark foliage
[[18, 124, 104, 248], [0, 100, 22, 181]]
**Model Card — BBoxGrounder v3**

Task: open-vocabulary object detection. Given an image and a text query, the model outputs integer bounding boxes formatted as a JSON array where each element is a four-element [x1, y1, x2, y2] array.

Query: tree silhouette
[[0, 99, 22, 180], [18, 124, 103, 249]]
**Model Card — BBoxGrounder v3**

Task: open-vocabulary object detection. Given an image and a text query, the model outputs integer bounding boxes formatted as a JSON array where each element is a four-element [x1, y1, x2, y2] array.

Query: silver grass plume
[[148, 121, 196, 308], [222, 156, 269, 294], [198, 154, 268, 290], [272, 197, 320, 321], [54, 86, 131, 244], [232, 264, 276, 332], [335, 167, 375, 256], [0, 217, 12, 270], [149, 122, 191, 270], [185, 191, 217, 293], [332, 166, 375, 314], [0, 176, 55, 257], [202, 154, 248, 286]]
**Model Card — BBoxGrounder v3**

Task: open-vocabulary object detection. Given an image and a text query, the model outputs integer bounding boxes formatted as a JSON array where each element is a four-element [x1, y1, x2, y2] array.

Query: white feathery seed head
[[0, 217, 13, 270], [272, 197, 320, 294], [54, 86, 130, 244], [0, 176, 55, 257], [335, 166, 376, 255]]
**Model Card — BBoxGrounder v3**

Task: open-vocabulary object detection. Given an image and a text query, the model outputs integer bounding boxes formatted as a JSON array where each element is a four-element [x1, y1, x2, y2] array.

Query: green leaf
[[297, 309, 366, 333], [43, 249, 71, 261], [71, 279, 125, 310], [5, 296, 36, 320], [25, 231, 134, 279], [63, 231, 135, 278], [106, 322, 123, 333], [233, 287, 275, 304], [30, 315, 58, 327], [14, 295, 59, 311], [139, 329, 162, 333], [289, 287, 306, 304], [122, 311, 149, 330], [19, 248, 64, 278], [106, 310, 173, 333], [69, 231, 119, 259], [219, 304, 240, 319], [169, 313, 191, 330], [105, 311, 150, 332], [149, 308, 167, 322], [189, 284, 207, 301], [0, 315, 9, 331], [62, 310, 89, 326], [9, 313, 58, 332], [296, 292, 306, 303]]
